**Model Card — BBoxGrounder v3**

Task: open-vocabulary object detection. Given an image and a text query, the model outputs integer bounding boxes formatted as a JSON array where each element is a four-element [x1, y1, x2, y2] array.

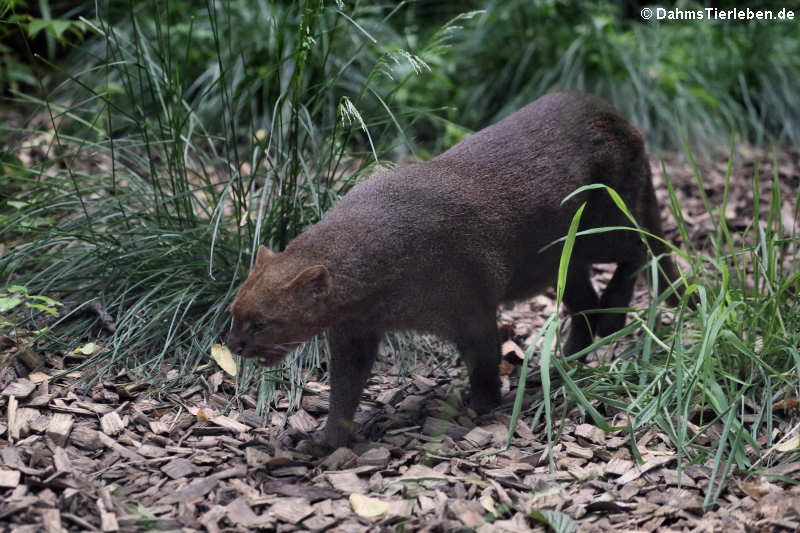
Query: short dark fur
[[228, 92, 682, 447]]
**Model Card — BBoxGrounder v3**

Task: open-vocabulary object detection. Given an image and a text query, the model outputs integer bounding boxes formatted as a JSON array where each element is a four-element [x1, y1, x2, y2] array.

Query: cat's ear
[[284, 265, 331, 299], [255, 245, 275, 267]]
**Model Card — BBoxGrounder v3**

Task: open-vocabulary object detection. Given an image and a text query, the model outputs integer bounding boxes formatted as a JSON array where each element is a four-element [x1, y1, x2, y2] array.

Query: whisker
[[274, 341, 304, 348]]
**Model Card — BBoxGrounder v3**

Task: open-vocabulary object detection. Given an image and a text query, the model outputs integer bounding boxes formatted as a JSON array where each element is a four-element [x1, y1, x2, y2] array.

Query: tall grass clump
[[430, 0, 800, 152], [507, 147, 799, 501], [0, 1, 470, 401]]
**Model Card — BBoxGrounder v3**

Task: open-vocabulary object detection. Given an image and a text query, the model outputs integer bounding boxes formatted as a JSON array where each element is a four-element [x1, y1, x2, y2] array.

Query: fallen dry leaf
[[0, 469, 21, 488], [349, 494, 388, 518], [501, 340, 525, 363], [479, 491, 496, 515], [210, 344, 237, 376], [740, 477, 782, 499], [0, 138, 796, 533], [773, 396, 800, 411], [499, 359, 516, 377], [27, 372, 50, 384], [775, 433, 800, 453]]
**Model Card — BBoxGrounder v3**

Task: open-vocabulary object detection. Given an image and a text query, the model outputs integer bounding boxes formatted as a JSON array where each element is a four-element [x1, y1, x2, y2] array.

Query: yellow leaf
[[776, 433, 800, 453], [211, 343, 237, 376], [74, 342, 96, 355], [349, 494, 388, 518], [479, 493, 496, 514]]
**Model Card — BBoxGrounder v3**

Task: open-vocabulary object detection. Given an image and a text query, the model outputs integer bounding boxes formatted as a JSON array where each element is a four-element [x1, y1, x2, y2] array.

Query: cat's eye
[[250, 319, 283, 332]]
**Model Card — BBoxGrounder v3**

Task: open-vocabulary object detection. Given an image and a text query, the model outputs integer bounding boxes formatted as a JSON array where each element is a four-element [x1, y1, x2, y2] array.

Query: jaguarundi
[[228, 91, 685, 448]]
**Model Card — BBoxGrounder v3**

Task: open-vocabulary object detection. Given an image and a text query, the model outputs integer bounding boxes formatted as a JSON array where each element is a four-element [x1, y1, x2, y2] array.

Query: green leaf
[[0, 152, 23, 168], [502, 314, 557, 451], [26, 19, 49, 38], [553, 357, 616, 432], [562, 184, 637, 226], [74, 342, 97, 355], [688, 86, 719, 110], [20, 216, 55, 229], [529, 509, 577, 533], [28, 294, 62, 307], [0, 297, 23, 313], [25, 302, 59, 316], [556, 202, 586, 304], [8, 285, 29, 294], [49, 19, 73, 40], [539, 316, 559, 471], [27, 19, 77, 41], [3, 60, 36, 85]]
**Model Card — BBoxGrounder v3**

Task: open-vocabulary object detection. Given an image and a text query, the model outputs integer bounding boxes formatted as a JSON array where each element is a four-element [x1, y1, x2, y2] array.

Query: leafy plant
[[0, 0, 468, 403], [507, 149, 799, 504], [0, 0, 89, 92], [418, 0, 800, 152], [1, 0, 797, 500], [0, 284, 61, 328]]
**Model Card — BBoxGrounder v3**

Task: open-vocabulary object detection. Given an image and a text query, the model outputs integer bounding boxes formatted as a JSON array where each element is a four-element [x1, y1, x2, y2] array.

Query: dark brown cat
[[228, 91, 684, 448]]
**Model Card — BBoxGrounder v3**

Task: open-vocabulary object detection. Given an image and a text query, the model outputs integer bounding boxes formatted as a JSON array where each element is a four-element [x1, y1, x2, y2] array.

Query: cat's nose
[[226, 331, 248, 354]]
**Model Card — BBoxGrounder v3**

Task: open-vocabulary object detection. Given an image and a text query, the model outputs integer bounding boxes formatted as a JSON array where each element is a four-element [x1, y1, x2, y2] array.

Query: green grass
[[415, 0, 800, 153], [505, 148, 800, 506], [2, 0, 799, 502], [0, 1, 463, 402]]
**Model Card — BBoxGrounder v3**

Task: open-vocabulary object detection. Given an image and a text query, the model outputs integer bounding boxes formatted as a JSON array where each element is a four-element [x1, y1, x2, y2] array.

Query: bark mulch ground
[[1, 147, 799, 532]]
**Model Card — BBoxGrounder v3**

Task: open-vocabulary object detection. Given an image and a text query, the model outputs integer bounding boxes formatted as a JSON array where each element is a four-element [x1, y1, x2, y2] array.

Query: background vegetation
[[1, 0, 798, 500]]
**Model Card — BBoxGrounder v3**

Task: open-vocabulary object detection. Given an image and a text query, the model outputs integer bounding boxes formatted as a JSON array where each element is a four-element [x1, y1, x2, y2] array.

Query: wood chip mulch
[[1, 147, 799, 532], [2, 344, 800, 533]]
